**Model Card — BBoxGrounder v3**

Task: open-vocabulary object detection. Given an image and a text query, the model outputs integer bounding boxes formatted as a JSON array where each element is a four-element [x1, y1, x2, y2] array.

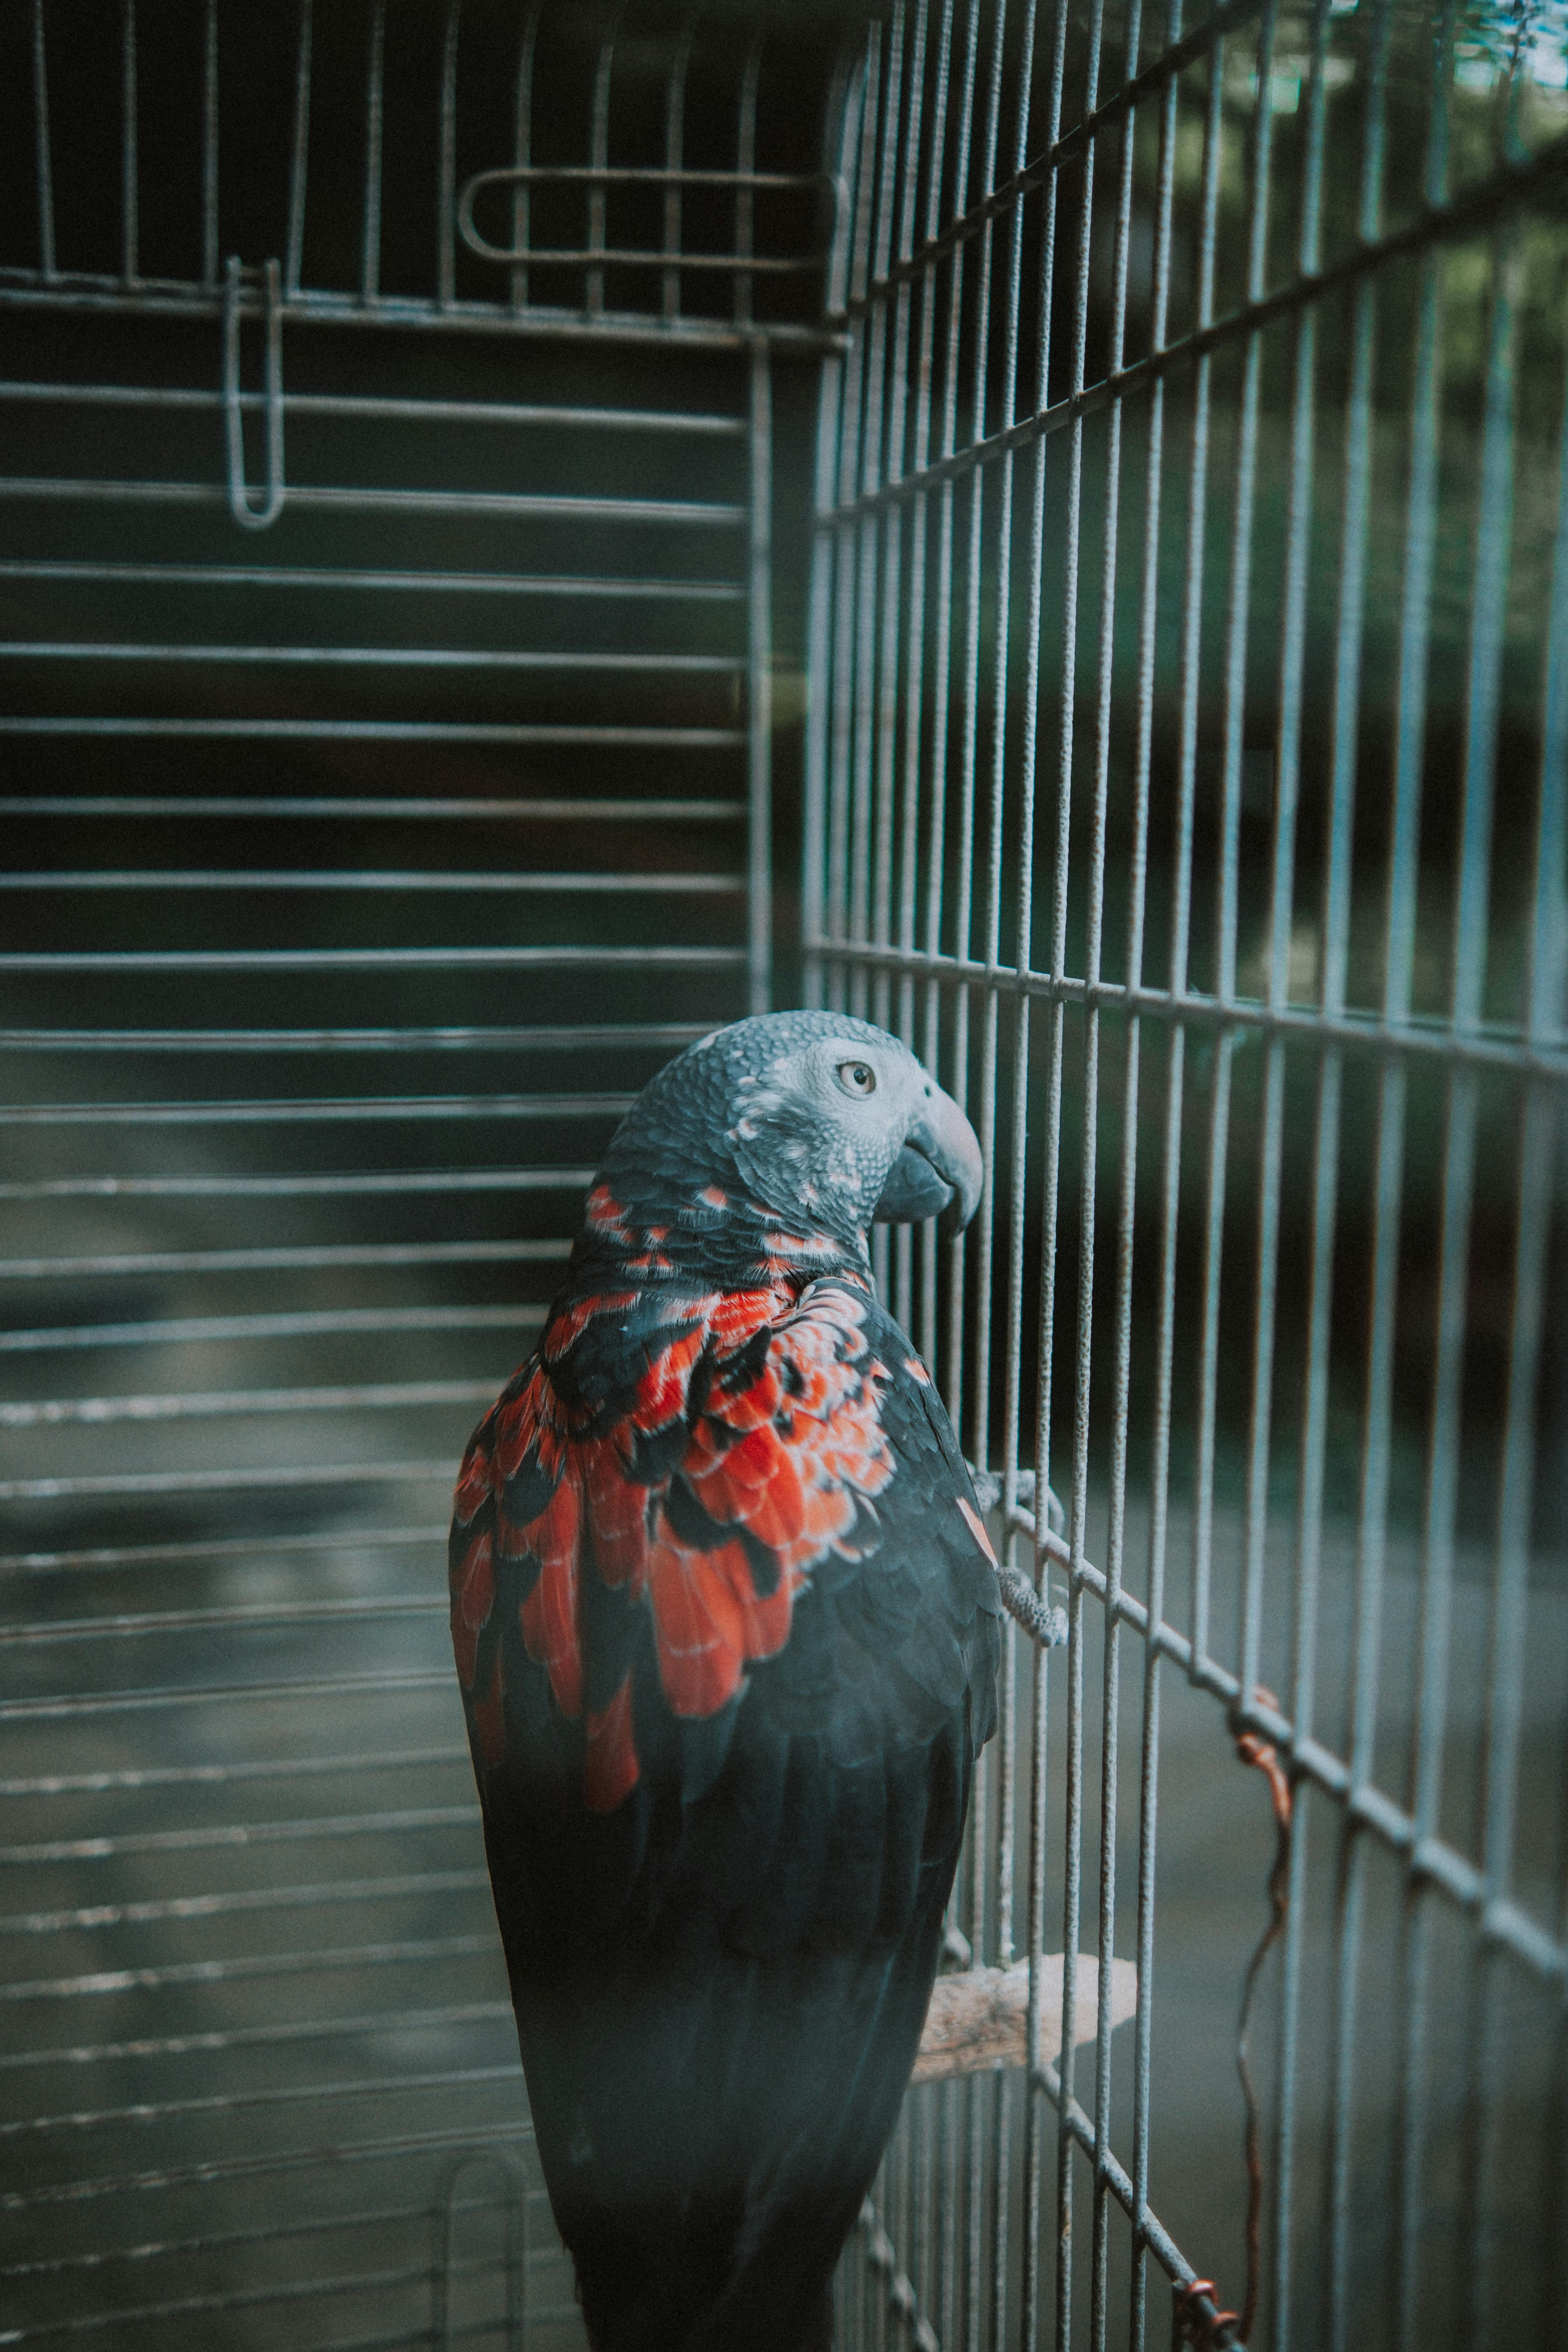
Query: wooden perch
[[913, 1955, 1138, 2082]]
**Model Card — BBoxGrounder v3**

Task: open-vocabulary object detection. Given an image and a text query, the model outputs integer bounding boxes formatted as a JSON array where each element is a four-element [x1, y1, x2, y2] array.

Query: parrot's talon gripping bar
[[965, 1465, 1070, 1647], [993, 1560, 1070, 1650], [966, 1464, 1066, 1536]]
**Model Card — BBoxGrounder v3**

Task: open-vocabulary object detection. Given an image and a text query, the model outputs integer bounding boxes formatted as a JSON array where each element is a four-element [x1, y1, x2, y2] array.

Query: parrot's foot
[[965, 1465, 1066, 1535]]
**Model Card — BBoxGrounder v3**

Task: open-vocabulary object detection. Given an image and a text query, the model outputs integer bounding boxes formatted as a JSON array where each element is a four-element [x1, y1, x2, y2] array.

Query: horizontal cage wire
[[1, 1, 1566, 2350]]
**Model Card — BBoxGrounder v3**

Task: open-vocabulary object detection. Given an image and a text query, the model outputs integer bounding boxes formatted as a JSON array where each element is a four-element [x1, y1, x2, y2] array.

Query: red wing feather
[[451, 1278, 897, 1805], [581, 1439, 651, 1590], [646, 1532, 761, 1718], [629, 1320, 707, 1434], [516, 1471, 583, 1719], [583, 1673, 639, 1814], [453, 1420, 495, 1525], [451, 1530, 493, 1688]]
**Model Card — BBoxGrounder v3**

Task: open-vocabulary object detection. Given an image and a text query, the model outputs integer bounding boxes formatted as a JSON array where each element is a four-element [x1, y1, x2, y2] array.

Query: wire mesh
[[808, 1, 1568, 2346]]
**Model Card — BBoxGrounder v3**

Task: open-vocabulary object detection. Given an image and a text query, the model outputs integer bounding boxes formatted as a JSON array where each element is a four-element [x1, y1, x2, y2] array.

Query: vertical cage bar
[[941, 2075, 960, 2350], [1259, 7, 1333, 2339], [914, 2081, 936, 2333], [1216, 0, 1278, 1015], [874, 0, 929, 1053], [121, 0, 138, 285], [586, 19, 618, 319], [31, 0, 55, 280], [1056, 0, 1109, 2339], [362, 0, 387, 303], [946, 0, 1010, 1447], [1206, 0, 1281, 1704], [509, 2, 542, 313], [1373, 14, 1457, 2333], [1465, 1080, 1558, 2339], [924, 0, 984, 1378], [827, 33, 885, 1018], [201, 0, 219, 289], [1087, 4, 1146, 2343], [1453, 220, 1528, 2348], [801, 55, 865, 1014], [1017, 0, 1070, 2321], [964, 60, 1011, 2220], [734, 36, 763, 332], [662, 20, 696, 325], [1546, 1879, 1568, 2352], [286, 0, 313, 298], [1199, 0, 1281, 1704], [1319, 6, 1392, 2342], [1531, 342, 1568, 2352], [1396, 1087, 1478, 2343], [991, 2072, 1012, 2352], [890, 0, 940, 1334], [1386, 0, 1455, 1031], [1330, 1147, 1407, 2349], [957, 31, 1006, 2332], [1181, 36, 1227, 1688], [1380, 24, 1454, 2352], [984, 17, 1044, 2334], [1398, 162, 1517, 2352], [747, 345, 774, 1020], [973, 0, 1037, 1497], [964, 2070, 984, 2352], [803, 410, 838, 1005], [850, 4, 905, 1038], [1126, 9, 1188, 2346], [983, 12, 1041, 2077], [898, 0, 954, 1055], [1448, 233, 1518, 1044], [1227, 0, 1282, 1719], [438, 1, 462, 309]]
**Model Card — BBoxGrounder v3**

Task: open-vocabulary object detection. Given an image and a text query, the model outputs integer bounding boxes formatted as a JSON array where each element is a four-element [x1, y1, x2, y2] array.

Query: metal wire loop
[[429, 2145, 530, 2351], [222, 256, 285, 531], [457, 163, 840, 276], [1171, 2276, 1242, 2350]]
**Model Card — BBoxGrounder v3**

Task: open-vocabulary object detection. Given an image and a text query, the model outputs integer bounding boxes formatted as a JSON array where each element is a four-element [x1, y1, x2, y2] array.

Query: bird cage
[[3, 3, 1567, 2350]]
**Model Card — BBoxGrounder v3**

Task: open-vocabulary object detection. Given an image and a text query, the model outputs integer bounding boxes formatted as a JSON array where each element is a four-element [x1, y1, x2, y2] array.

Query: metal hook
[[430, 2145, 530, 2351], [222, 255, 285, 531]]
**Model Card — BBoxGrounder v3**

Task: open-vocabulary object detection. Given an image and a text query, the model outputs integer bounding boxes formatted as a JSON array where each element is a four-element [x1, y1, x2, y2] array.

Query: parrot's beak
[[871, 1085, 984, 1230]]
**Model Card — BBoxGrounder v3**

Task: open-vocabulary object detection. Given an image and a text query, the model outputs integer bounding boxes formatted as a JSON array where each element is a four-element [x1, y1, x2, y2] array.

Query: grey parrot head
[[621, 1010, 983, 1249]]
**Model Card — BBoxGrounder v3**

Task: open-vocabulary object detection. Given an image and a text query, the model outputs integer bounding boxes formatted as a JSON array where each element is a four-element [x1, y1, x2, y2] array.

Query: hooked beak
[[871, 1084, 984, 1231]]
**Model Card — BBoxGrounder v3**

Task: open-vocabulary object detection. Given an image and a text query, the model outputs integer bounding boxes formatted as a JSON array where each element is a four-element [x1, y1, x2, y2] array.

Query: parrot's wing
[[449, 1276, 1000, 2352]]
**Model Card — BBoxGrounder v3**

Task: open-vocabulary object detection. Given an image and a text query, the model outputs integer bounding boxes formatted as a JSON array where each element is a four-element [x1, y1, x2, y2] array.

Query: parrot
[[448, 1011, 1003, 2352]]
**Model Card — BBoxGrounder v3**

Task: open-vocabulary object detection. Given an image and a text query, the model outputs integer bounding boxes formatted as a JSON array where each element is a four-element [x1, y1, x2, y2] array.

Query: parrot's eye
[[835, 1061, 877, 1099]]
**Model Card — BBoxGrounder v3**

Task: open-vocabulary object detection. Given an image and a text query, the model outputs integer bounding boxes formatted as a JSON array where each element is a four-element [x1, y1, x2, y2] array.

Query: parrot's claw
[[940, 1922, 974, 1972], [965, 1464, 1067, 1537], [993, 1561, 1070, 1650]]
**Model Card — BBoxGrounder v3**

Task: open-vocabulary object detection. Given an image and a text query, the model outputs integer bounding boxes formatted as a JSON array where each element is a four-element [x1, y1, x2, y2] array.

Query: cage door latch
[[222, 255, 285, 531]]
